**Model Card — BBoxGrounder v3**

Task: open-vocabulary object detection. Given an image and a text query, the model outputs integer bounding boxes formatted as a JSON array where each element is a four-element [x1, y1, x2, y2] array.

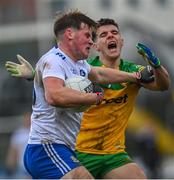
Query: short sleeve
[[42, 54, 66, 81]]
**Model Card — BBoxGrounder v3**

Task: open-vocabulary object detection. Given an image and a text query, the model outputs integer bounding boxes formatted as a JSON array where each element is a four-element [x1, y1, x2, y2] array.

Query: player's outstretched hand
[[5, 54, 35, 80], [136, 43, 161, 68]]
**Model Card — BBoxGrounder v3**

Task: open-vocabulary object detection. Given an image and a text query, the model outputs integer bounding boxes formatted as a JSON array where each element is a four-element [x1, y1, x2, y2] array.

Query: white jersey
[[28, 46, 91, 150]]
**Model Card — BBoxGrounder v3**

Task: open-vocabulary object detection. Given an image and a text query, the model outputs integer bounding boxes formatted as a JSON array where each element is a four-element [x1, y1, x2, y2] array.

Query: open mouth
[[108, 41, 117, 49]]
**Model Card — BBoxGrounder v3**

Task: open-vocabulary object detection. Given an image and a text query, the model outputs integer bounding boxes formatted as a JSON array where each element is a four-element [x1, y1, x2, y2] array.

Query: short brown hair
[[54, 10, 96, 38], [92, 18, 120, 41]]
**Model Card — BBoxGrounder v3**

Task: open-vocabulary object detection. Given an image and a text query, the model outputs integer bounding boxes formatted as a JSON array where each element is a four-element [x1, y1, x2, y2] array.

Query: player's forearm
[[153, 65, 170, 91], [93, 67, 137, 84], [44, 77, 101, 107], [46, 87, 98, 107]]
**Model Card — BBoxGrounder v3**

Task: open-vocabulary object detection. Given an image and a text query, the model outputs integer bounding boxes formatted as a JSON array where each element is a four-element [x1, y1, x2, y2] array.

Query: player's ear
[[65, 28, 74, 40]]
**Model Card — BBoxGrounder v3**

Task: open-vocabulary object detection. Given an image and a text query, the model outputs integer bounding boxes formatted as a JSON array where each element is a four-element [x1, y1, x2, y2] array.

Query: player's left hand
[[5, 54, 35, 80], [136, 43, 161, 68]]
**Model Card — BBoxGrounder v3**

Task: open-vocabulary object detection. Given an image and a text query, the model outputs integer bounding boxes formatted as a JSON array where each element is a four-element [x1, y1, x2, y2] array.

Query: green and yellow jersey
[[76, 56, 144, 154]]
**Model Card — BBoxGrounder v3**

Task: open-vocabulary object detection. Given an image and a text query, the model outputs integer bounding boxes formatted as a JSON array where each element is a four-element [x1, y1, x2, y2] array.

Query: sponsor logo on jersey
[[56, 52, 66, 60], [101, 94, 128, 105]]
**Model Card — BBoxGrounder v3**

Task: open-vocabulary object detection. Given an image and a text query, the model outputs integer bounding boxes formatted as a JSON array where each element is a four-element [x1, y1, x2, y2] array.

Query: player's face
[[72, 23, 93, 60], [95, 24, 123, 59]]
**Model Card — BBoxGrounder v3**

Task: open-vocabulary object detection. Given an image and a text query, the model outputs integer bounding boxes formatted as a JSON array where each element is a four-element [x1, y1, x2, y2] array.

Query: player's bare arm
[[89, 66, 145, 84], [43, 77, 100, 107]]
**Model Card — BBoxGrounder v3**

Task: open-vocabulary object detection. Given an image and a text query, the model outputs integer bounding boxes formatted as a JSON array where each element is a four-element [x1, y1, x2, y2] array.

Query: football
[[65, 76, 93, 112]]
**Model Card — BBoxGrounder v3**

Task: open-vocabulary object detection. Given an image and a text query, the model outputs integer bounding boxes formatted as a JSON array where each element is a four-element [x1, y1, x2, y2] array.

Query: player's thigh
[[103, 162, 147, 179], [62, 165, 94, 179]]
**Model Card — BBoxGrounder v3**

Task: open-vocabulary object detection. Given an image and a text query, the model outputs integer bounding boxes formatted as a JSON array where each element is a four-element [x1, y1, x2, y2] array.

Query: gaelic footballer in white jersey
[[28, 45, 91, 150]]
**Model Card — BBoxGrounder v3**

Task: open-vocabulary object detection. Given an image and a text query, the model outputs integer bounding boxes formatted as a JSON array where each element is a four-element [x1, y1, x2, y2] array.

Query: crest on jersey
[[71, 156, 80, 163], [80, 69, 86, 76]]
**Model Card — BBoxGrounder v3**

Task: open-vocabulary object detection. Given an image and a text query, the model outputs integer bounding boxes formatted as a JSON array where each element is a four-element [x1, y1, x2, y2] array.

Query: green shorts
[[76, 151, 133, 179]]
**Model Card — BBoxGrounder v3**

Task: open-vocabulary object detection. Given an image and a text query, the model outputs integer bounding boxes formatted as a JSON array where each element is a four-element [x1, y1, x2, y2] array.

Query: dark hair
[[97, 18, 119, 29], [54, 10, 96, 38], [92, 18, 120, 41]]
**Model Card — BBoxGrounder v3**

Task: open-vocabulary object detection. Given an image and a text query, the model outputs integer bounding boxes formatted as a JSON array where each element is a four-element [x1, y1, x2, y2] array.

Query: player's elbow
[[46, 97, 56, 106], [45, 93, 65, 106]]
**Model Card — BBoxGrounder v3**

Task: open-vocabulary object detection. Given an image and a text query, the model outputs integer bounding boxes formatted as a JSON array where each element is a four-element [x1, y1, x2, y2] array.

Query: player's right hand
[[5, 54, 35, 80], [92, 83, 104, 105]]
